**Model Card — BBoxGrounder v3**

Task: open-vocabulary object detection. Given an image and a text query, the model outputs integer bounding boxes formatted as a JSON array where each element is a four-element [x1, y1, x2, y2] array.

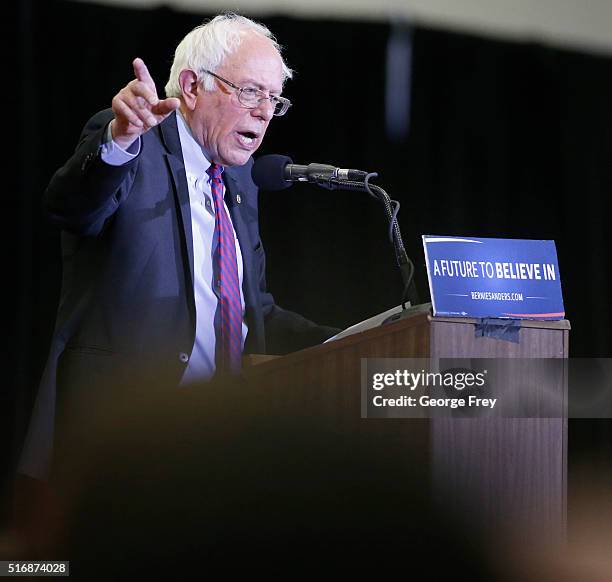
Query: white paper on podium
[[324, 303, 436, 343]]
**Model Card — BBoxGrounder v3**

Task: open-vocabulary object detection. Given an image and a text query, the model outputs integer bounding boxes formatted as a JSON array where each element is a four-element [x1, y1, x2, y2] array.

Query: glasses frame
[[201, 69, 292, 117]]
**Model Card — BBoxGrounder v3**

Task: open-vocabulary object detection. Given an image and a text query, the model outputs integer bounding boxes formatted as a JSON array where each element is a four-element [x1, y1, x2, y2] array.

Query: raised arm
[[45, 59, 180, 236]]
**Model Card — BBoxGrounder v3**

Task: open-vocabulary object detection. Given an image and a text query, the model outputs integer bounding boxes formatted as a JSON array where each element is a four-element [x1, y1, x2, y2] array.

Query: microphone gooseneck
[[328, 176, 415, 308], [251, 154, 417, 308]]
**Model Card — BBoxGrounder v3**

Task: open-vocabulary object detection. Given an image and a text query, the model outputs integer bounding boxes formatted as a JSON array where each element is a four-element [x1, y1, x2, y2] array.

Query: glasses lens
[[237, 87, 291, 116], [273, 98, 291, 117], [239, 88, 260, 108]]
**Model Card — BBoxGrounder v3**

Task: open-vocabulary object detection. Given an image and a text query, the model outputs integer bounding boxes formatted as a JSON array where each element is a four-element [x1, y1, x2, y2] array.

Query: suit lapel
[[160, 113, 195, 292]]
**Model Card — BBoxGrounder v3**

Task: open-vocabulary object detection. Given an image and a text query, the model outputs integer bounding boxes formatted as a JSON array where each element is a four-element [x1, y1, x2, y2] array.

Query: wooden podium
[[26, 304, 568, 573], [244, 303, 570, 541]]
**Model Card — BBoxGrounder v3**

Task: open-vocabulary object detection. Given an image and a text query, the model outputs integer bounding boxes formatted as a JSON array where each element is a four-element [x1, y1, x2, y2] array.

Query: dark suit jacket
[[19, 110, 337, 479]]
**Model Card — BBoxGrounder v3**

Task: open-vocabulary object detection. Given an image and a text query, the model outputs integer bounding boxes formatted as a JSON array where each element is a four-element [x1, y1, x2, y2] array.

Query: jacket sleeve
[[44, 109, 139, 237]]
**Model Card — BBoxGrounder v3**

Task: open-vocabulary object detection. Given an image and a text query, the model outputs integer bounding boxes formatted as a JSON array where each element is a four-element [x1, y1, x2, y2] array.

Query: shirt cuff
[[100, 121, 141, 166]]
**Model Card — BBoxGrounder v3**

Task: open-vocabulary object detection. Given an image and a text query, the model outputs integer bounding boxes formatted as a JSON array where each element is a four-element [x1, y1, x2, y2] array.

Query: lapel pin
[[236, 194, 242, 204]]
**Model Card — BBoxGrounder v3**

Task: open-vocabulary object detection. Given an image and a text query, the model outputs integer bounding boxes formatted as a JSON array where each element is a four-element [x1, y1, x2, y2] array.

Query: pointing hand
[[110, 58, 180, 150]]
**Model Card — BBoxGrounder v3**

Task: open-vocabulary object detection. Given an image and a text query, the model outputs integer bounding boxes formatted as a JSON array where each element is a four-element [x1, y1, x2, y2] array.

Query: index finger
[[133, 57, 155, 87]]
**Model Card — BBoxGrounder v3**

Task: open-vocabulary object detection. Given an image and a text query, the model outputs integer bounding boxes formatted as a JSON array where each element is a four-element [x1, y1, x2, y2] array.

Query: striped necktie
[[207, 163, 242, 373]]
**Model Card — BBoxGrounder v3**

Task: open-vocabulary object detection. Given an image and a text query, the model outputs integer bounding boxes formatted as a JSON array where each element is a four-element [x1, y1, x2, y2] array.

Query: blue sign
[[422, 235, 565, 320]]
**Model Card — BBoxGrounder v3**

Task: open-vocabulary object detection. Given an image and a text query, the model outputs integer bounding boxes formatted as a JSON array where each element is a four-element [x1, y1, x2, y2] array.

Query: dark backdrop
[[6, 0, 612, 522]]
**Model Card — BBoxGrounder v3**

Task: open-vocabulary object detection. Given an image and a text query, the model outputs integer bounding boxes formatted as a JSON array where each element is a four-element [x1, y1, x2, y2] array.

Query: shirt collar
[[176, 110, 224, 179]]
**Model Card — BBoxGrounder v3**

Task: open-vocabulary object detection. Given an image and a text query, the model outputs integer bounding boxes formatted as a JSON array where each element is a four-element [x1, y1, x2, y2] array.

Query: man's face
[[188, 34, 284, 167]]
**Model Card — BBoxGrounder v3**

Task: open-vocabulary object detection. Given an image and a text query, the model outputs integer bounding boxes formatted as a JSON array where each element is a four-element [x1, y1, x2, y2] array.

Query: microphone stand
[[313, 173, 417, 312]]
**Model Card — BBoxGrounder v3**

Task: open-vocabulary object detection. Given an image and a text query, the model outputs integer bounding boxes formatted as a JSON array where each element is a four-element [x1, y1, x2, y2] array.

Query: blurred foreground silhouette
[[5, 369, 612, 580]]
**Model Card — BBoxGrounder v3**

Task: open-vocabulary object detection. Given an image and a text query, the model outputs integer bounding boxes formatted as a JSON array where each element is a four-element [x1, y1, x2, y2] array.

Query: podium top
[[244, 304, 571, 377]]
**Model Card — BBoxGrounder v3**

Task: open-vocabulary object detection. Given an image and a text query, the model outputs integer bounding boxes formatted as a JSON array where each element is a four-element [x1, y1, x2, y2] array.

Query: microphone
[[252, 154, 369, 191], [251, 154, 415, 308], [252, 154, 294, 191]]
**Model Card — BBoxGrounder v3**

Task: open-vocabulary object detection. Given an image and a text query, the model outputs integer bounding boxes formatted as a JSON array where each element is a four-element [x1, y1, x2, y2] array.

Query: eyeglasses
[[201, 69, 292, 117]]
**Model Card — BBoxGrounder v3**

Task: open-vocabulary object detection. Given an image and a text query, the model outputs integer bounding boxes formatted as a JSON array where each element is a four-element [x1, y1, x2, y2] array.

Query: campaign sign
[[422, 236, 565, 319]]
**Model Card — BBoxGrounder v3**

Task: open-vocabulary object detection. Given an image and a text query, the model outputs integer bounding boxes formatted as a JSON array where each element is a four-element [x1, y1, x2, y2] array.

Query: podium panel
[[245, 306, 569, 541]]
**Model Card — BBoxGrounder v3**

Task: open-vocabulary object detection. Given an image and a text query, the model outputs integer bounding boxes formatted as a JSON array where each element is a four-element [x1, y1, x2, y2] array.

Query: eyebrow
[[240, 78, 282, 95]]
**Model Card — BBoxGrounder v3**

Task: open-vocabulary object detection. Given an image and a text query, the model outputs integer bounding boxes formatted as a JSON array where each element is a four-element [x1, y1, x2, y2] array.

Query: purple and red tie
[[207, 163, 242, 373]]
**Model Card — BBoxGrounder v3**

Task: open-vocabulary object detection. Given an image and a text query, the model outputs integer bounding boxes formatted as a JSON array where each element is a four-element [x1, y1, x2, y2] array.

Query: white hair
[[164, 13, 293, 98]]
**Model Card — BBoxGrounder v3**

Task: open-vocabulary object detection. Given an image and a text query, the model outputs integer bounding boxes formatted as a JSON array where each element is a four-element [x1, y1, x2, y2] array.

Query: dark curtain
[[7, 0, 612, 520]]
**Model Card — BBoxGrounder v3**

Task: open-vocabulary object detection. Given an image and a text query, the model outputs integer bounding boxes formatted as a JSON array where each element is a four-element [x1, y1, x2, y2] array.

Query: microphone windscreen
[[252, 154, 294, 191]]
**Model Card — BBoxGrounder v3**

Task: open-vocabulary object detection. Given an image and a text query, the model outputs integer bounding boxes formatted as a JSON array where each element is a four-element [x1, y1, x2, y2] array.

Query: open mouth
[[237, 130, 259, 146]]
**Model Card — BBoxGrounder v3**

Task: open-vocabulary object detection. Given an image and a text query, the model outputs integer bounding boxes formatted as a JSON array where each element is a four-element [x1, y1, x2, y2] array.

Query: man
[[19, 13, 338, 480]]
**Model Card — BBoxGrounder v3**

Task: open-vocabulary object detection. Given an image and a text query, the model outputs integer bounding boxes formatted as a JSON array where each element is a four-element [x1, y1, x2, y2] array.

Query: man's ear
[[178, 70, 200, 110]]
